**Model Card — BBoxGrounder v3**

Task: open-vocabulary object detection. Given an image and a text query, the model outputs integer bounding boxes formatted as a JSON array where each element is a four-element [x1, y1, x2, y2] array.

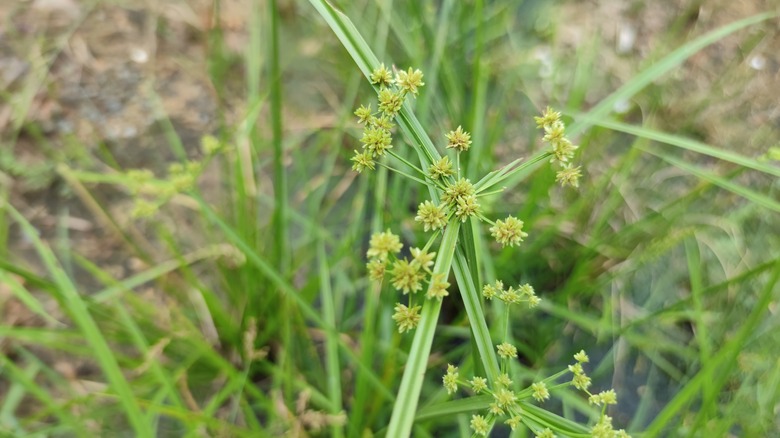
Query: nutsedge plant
[[350, 63, 631, 436]]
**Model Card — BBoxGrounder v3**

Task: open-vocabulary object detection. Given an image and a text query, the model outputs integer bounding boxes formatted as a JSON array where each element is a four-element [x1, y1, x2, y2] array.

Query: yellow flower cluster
[[482, 280, 540, 308], [351, 64, 425, 173], [365, 228, 450, 333], [535, 106, 582, 188]]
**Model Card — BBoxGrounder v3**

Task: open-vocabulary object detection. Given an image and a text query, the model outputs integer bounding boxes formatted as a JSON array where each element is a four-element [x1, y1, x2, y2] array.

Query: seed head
[[360, 126, 392, 157], [354, 104, 372, 124], [535, 427, 556, 438], [366, 259, 386, 281], [391, 259, 425, 294], [598, 389, 618, 405], [573, 374, 592, 391], [574, 350, 590, 363], [497, 342, 518, 359], [555, 163, 582, 188], [499, 287, 520, 304], [426, 272, 450, 300], [551, 137, 578, 164], [445, 125, 472, 152], [534, 106, 561, 131], [392, 303, 421, 333], [571, 368, 592, 391], [415, 200, 447, 232], [378, 88, 404, 115], [454, 194, 480, 222], [531, 381, 550, 403], [490, 215, 528, 247], [395, 67, 425, 96], [497, 373, 513, 387], [542, 122, 566, 143], [590, 415, 630, 438], [482, 280, 503, 300], [469, 376, 487, 394], [505, 416, 522, 431], [488, 402, 504, 416], [470, 415, 489, 437], [411, 247, 435, 271], [367, 229, 402, 260], [494, 388, 518, 408], [443, 364, 459, 394], [351, 150, 375, 173], [442, 178, 475, 207], [371, 115, 395, 130], [588, 389, 617, 406], [428, 156, 454, 180], [200, 135, 222, 155], [370, 63, 394, 87]]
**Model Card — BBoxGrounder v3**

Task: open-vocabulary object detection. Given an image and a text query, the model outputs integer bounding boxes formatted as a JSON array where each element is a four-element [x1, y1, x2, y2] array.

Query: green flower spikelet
[[490, 215, 528, 247]]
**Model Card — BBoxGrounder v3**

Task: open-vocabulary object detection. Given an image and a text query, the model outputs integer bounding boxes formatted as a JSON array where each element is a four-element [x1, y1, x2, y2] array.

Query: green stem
[[376, 161, 430, 186], [474, 152, 552, 193], [387, 150, 427, 177], [386, 219, 461, 437], [452, 250, 501, 383], [317, 242, 344, 438]]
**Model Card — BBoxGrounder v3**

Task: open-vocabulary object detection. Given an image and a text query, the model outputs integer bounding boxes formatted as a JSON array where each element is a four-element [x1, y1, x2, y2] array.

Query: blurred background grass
[[1, 0, 779, 436]]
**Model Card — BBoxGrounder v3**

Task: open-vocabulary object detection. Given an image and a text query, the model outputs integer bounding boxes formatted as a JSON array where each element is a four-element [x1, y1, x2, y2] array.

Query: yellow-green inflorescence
[[351, 63, 423, 174], [350, 64, 627, 436], [365, 227, 449, 333], [355, 66, 580, 270], [535, 106, 583, 189], [482, 280, 541, 308], [445, 348, 632, 437]]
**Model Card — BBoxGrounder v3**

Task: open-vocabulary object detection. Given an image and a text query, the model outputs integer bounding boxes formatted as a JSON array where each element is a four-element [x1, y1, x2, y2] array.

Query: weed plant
[[1, 1, 779, 437]]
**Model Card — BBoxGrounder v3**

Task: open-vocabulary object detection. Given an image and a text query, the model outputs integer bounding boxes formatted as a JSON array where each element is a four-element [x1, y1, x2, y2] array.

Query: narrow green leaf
[[0, 354, 87, 436], [192, 193, 394, 401], [452, 251, 500, 383], [387, 219, 460, 437], [318, 241, 345, 438], [644, 261, 780, 437], [567, 12, 778, 137], [5, 203, 152, 436], [415, 395, 492, 421], [640, 145, 780, 213], [576, 116, 780, 178]]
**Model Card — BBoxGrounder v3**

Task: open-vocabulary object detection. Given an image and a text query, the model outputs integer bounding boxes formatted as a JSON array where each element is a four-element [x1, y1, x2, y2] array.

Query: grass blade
[[644, 260, 780, 437], [317, 241, 344, 438], [192, 193, 394, 401], [387, 219, 460, 437], [567, 12, 778, 137], [576, 116, 780, 178], [415, 395, 492, 422], [640, 145, 780, 213], [452, 250, 500, 383], [4, 203, 151, 436]]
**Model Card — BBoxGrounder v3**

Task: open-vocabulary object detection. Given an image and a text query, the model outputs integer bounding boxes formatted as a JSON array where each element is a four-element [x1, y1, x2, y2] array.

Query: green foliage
[[1, 1, 779, 437]]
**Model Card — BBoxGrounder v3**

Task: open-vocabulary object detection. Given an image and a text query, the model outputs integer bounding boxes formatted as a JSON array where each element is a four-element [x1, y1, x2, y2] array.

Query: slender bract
[[386, 219, 460, 437]]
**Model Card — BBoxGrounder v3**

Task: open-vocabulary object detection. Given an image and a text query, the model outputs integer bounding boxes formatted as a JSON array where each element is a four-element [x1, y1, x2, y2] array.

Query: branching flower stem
[[375, 161, 430, 186]]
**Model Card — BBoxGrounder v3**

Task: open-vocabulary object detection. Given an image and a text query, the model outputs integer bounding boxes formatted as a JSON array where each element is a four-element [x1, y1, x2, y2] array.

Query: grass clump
[[1, 0, 779, 437]]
